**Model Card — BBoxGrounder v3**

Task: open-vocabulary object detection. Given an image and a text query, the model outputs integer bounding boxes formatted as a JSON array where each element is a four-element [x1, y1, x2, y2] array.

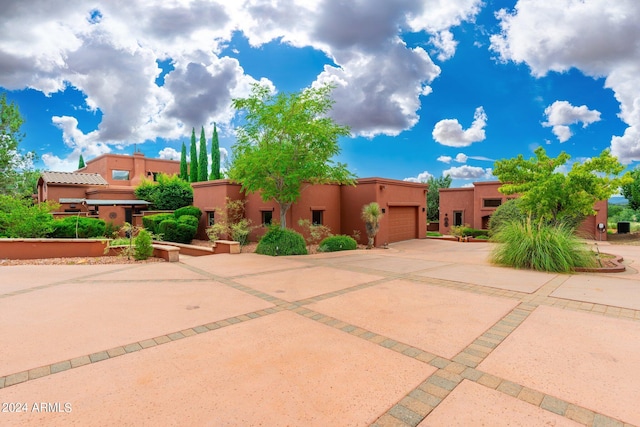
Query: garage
[[388, 206, 418, 242]]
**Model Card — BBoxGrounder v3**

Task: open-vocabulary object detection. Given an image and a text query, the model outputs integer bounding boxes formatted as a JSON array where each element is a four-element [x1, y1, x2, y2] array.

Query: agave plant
[[361, 202, 383, 249]]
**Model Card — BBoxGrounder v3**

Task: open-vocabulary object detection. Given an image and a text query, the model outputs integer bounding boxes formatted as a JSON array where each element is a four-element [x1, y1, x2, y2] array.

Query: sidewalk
[[0, 239, 639, 426]]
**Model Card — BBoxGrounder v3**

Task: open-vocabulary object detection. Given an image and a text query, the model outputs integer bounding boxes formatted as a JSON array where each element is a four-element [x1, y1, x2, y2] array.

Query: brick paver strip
[[517, 386, 545, 406], [28, 366, 51, 380], [154, 335, 172, 344], [70, 355, 91, 368], [107, 347, 127, 357], [399, 396, 435, 418], [0, 376, 5, 389], [461, 367, 483, 381], [496, 379, 523, 397], [167, 332, 186, 341], [593, 414, 625, 427], [124, 343, 143, 353], [565, 404, 596, 425], [89, 351, 109, 363], [5, 371, 28, 387], [388, 404, 423, 426], [372, 413, 409, 427], [192, 325, 209, 334], [50, 361, 72, 374]]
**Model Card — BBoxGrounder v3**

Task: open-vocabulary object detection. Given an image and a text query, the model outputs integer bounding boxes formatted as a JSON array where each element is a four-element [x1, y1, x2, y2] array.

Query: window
[[261, 210, 273, 226], [483, 198, 502, 208], [453, 211, 463, 227], [112, 170, 130, 180], [312, 210, 323, 225], [207, 211, 215, 226]]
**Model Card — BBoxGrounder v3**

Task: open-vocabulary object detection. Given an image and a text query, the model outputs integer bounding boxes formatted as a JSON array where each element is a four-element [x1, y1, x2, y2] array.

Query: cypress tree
[[78, 154, 85, 169], [189, 128, 198, 182], [198, 126, 208, 181], [179, 142, 188, 180], [210, 123, 221, 180]]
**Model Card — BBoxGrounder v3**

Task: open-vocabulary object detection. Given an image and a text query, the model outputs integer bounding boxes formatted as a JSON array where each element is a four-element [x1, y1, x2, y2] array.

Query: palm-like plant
[[361, 202, 383, 249]]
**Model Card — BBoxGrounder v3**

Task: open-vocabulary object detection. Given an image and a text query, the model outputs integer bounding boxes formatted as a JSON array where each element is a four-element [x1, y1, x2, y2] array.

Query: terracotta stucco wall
[[439, 187, 474, 235], [191, 180, 243, 239], [340, 181, 377, 245], [81, 153, 180, 186], [473, 182, 508, 230]]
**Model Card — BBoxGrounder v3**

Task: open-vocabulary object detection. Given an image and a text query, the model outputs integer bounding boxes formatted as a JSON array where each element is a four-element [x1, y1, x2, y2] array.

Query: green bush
[[50, 216, 106, 238], [461, 227, 487, 238], [256, 226, 307, 256], [318, 235, 357, 252], [134, 229, 154, 260], [231, 219, 252, 246], [134, 174, 193, 210], [174, 206, 202, 220], [142, 213, 175, 235], [177, 215, 199, 228], [491, 219, 596, 273], [176, 223, 197, 244], [488, 199, 526, 235], [0, 196, 57, 238], [158, 219, 179, 242]]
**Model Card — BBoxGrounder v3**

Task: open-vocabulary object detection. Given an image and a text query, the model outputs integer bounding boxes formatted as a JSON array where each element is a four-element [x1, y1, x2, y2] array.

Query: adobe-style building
[[439, 181, 607, 240], [192, 178, 428, 246], [37, 152, 182, 225], [38, 153, 428, 246]]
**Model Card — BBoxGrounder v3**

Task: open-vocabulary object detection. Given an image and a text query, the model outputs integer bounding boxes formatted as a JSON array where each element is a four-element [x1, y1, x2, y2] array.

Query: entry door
[[125, 208, 133, 225], [453, 211, 463, 226]]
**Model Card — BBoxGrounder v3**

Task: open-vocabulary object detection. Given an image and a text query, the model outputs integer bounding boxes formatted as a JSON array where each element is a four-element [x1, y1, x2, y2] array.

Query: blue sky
[[1, 0, 638, 189]]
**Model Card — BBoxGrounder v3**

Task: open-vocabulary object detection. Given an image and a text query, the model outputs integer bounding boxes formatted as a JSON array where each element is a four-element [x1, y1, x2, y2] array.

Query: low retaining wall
[[0, 239, 109, 260]]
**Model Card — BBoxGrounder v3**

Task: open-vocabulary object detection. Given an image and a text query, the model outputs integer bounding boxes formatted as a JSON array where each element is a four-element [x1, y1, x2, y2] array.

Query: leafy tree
[[493, 147, 629, 226], [210, 123, 221, 180], [198, 126, 208, 181], [78, 154, 85, 169], [134, 174, 193, 210], [0, 93, 36, 196], [189, 128, 198, 182], [229, 83, 354, 228], [621, 167, 640, 211], [179, 142, 188, 181], [426, 174, 452, 222], [0, 195, 58, 238]]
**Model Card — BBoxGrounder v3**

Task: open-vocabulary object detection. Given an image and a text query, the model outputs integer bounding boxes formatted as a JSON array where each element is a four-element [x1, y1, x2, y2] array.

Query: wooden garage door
[[388, 206, 418, 243]]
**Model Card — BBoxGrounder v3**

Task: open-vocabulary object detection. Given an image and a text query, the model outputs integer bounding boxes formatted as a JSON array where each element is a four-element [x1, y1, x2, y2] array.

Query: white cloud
[[158, 147, 180, 161], [437, 155, 452, 163], [0, 0, 485, 169], [542, 100, 601, 142], [404, 170, 433, 183], [443, 165, 492, 180], [490, 0, 640, 163], [432, 107, 487, 147], [454, 153, 468, 163]]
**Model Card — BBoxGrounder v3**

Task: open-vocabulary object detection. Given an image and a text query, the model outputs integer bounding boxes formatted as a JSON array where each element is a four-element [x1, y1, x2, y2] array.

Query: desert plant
[[488, 199, 526, 235], [230, 219, 252, 246], [256, 226, 307, 256], [298, 218, 332, 250], [361, 202, 383, 249], [491, 218, 596, 273], [318, 235, 357, 252], [134, 229, 154, 260], [205, 198, 254, 244]]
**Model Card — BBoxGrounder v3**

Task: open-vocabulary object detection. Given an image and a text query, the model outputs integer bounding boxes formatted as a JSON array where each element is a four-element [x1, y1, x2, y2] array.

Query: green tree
[[134, 174, 193, 210], [179, 142, 188, 181], [493, 147, 629, 226], [198, 126, 208, 181], [210, 123, 221, 180], [229, 83, 354, 228], [0, 93, 36, 196], [621, 167, 640, 211], [78, 154, 85, 169], [426, 174, 452, 222], [0, 195, 58, 238], [189, 128, 198, 183]]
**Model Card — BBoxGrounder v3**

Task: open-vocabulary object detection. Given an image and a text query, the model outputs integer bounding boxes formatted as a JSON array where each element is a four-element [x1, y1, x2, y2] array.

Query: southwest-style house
[[37, 153, 428, 247], [439, 181, 608, 240]]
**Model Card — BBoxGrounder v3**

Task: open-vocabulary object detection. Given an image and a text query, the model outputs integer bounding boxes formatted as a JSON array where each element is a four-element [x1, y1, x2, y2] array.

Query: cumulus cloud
[[454, 153, 468, 163], [158, 147, 181, 161], [433, 107, 487, 147], [437, 155, 453, 163], [0, 0, 484, 170], [404, 170, 433, 183], [542, 100, 601, 142], [490, 0, 640, 163], [443, 165, 492, 180]]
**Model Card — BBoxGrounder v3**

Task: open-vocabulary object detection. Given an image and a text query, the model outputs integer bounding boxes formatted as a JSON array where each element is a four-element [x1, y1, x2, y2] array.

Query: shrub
[[0, 196, 57, 238], [142, 213, 175, 235], [231, 219, 252, 246], [134, 229, 154, 260], [50, 216, 106, 238], [488, 199, 525, 235], [177, 215, 199, 228], [491, 219, 596, 273], [174, 206, 202, 220], [298, 218, 332, 250], [205, 198, 255, 245], [176, 223, 197, 243], [158, 219, 179, 242], [318, 235, 357, 252], [135, 174, 193, 210], [256, 226, 307, 256]]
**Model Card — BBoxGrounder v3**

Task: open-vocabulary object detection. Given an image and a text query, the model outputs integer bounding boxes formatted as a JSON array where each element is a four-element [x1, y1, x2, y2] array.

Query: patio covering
[[41, 171, 108, 185], [59, 198, 152, 206]]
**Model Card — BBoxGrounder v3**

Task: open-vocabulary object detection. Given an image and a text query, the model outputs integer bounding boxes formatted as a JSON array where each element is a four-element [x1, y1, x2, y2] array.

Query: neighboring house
[[439, 181, 608, 240], [192, 178, 428, 246], [37, 153, 428, 246], [37, 152, 181, 225]]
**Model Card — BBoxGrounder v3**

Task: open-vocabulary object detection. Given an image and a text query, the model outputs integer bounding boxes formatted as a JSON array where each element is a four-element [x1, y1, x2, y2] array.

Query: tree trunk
[[278, 202, 292, 228]]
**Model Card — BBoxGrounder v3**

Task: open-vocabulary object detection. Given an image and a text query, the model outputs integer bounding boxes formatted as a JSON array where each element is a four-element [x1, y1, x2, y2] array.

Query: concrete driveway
[[1, 239, 639, 426]]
